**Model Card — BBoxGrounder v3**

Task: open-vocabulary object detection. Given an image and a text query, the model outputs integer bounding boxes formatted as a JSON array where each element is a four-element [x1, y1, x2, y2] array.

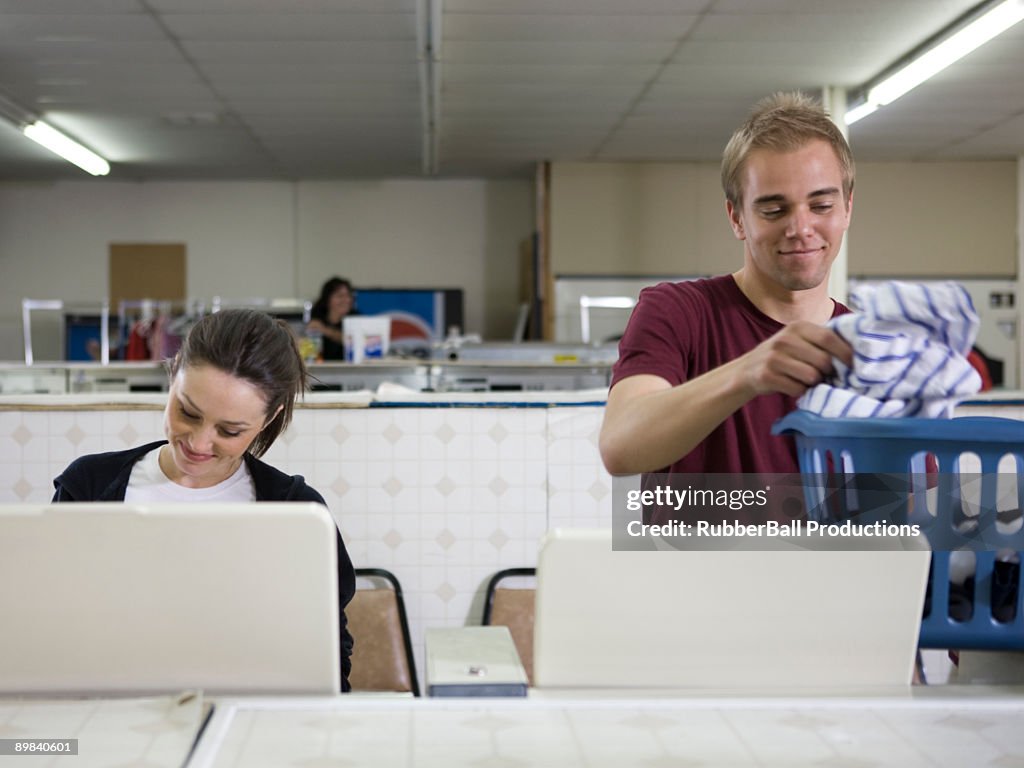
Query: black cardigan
[[52, 440, 356, 692]]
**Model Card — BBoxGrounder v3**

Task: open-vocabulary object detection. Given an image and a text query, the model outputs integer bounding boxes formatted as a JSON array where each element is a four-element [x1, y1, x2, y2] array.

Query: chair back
[[483, 568, 536, 684], [348, 568, 419, 696]]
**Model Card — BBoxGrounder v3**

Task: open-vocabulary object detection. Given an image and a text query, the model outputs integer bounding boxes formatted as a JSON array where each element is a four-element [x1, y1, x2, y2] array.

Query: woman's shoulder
[[243, 453, 325, 504], [65, 441, 166, 473], [53, 441, 166, 502]]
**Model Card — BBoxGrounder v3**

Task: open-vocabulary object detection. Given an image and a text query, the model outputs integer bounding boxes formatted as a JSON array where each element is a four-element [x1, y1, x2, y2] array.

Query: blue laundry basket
[[774, 410, 1024, 650]]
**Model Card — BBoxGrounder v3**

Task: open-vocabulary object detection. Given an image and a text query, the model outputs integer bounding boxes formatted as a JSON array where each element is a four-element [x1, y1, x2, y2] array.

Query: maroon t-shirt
[[610, 275, 849, 474]]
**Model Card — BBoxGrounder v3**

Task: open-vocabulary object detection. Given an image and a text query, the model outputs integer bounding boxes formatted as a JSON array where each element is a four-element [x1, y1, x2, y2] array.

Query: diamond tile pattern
[[435, 423, 456, 444], [65, 424, 86, 446], [13, 477, 32, 500], [436, 476, 457, 496], [434, 582, 456, 604], [436, 529, 456, 551], [12, 424, 31, 446], [383, 529, 403, 550], [118, 424, 140, 446], [382, 476, 404, 497]]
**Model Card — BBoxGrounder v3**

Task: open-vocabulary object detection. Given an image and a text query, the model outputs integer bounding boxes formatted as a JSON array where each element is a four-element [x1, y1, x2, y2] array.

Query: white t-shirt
[[124, 446, 256, 502]]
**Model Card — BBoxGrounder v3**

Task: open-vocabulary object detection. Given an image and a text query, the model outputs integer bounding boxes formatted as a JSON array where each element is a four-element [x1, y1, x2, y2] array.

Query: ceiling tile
[[0, 13, 163, 43], [148, 0, 414, 11], [441, 62, 660, 86], [0, 0, 141, 12], [446, 0, 705, 10], [445, 13, 700, 41], [160, 11, 415, 42], [0, 0, 1021, 179], [443, 40, 676, 64]]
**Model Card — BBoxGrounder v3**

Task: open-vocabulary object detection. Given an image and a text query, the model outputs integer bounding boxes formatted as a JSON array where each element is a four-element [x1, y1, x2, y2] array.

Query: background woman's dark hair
[[311, 276, 354, 320], [170, 309, 308, 458]]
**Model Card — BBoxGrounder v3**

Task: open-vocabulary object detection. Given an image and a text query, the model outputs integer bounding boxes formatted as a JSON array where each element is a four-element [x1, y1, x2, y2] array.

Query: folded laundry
[[798, 281, 982, 418]]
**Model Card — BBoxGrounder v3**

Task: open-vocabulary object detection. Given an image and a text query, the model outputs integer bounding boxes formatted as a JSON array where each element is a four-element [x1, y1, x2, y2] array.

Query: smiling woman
[[160, 361, 281, 489], [49, 309, 357, 691]]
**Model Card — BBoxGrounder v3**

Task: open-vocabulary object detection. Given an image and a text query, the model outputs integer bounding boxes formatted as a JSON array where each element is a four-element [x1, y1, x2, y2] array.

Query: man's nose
[[785, 207, 814, 238]]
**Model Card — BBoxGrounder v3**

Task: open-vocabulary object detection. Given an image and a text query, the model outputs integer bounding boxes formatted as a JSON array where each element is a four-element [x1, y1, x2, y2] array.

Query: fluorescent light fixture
[[871, 0, 1024, 105], [844, 0, 1024, 125], [22, 120, 110, 176], [416, 0, 442, 175], [844, 101, 879, 126]]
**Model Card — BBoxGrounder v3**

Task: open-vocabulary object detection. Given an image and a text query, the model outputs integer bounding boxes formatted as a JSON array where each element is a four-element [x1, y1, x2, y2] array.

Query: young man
[[600, 92, 855, 476]]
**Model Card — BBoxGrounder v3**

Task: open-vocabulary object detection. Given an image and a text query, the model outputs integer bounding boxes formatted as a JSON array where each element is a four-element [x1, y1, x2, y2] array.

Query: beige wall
[[0, 179, 534, 361], [849, 161, 1017, 277], [551, 160, 1018, 278], [295, 179, 531, 340], [550, 162, 735, 277]]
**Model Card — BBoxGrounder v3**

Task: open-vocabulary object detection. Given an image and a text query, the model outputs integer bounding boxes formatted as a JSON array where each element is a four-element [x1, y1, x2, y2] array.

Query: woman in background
[[52, 309, 356, 690], [307, 276, 356, 360]]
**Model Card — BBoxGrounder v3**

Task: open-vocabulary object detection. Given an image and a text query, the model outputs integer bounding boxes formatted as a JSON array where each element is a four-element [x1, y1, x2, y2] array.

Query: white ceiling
[[0, 0, 1020, 181]]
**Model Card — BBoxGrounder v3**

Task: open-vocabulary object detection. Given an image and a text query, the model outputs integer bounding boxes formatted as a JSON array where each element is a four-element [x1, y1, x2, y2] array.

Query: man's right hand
[[736, 321, 852, 399], [599, 322, 852, 476]]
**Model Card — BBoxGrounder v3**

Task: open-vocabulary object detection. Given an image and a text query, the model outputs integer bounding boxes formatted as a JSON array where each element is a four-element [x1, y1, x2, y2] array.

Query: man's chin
[[775, 265, 831, 292]]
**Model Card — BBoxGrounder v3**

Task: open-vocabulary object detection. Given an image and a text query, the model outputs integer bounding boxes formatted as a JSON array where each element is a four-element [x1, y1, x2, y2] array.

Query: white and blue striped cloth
[[798, 281, 982, 418]]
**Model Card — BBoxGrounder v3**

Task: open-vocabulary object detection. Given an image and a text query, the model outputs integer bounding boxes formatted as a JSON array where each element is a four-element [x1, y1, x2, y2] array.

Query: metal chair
[[348, 568, 419, 696], [482, 568, 537, 685]]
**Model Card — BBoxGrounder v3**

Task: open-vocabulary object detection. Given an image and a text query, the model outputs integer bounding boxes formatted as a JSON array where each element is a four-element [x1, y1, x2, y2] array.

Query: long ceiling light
[[0, 93, 110, 176], [416, 0, 442, 175], [22, 120, 110, 176], [846, 0, 1024, 125]]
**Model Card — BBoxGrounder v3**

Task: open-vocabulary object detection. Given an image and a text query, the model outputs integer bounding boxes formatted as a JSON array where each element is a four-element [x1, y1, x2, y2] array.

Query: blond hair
[[721, 91, 854, 207]]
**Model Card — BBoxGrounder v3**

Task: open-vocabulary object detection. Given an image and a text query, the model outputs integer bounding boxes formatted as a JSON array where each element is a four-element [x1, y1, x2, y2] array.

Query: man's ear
[[726, 199, 746, 240]]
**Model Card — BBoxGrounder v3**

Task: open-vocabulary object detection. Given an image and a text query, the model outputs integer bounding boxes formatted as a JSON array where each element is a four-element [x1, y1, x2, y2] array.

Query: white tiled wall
[[547, 407, 611, 530], [0, 402, 612, 686]]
